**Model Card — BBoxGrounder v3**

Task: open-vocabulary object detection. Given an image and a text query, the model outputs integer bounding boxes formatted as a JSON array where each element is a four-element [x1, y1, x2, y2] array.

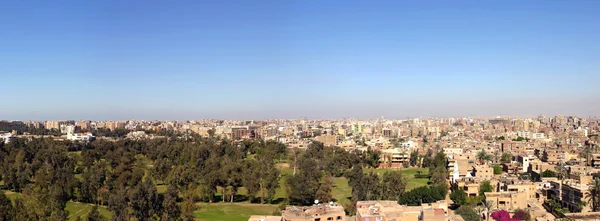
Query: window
[[336, 216, 342, 220], [327, 218, 333, 221]]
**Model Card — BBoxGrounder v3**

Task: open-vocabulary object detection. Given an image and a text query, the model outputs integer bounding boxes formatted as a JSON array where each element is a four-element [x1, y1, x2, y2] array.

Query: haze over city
[[2, 0, 599, 120]]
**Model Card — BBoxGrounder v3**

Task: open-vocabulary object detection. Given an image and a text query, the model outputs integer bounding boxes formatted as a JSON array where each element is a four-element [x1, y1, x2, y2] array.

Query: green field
[[66, 202, 112, 221], [365, 167, 430, 190], [3, 192, 113, 221], [194, 203, 278, 221]]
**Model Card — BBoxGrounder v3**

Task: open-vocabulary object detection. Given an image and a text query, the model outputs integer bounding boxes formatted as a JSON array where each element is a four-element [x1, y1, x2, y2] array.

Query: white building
[[0, 132, 15, 144], [67, 132, 95, 141]]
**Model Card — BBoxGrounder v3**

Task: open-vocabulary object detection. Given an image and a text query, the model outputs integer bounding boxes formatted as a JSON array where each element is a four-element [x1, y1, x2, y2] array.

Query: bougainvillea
[[491, 210, 519, 221]]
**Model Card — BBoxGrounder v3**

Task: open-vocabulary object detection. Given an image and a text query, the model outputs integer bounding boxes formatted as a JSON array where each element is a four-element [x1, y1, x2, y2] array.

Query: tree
[[450, 189, 467, 206], [181, 188, 197, 221], [542, 169, 557, 177], [380, 171, 406, 201], [86, 205, 105, 221], [422, 149, 433, 168], [586, 178, 600, 212], [493, 165, 503, 175], [286, 156, 321, 205], [161, 185, 181, 221], [477, 149, 492, 164], [484, 200, 495, 221], [500, 153, 512, 164], [455, 205, 482, 221], [0, 191, 14, 221], [315, 175, 334, 203], [108, 188, 128, 221], [129, 179, 161, 221], [409, 149, 419, 167], [479, 180, 493, 196]]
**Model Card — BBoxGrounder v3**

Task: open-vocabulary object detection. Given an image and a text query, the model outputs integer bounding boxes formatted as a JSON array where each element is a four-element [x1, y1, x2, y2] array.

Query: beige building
[[356, 200, 447, 221], [314, 135, 338, 147], [249, 216, 283, 221], [472, 165, 494, 180], [380, 148, 410, 168], [484, 191, 528, 211], [282, 204, 345, 221]]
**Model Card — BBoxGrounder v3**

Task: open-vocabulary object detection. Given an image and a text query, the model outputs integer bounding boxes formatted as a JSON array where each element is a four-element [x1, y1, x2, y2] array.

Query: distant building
[[0, 132, 15, 144], [67, 132, 95, 142]]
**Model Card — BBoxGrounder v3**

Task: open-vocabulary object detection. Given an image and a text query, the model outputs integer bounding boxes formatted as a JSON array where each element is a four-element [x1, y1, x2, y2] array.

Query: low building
[[67, 132, 95, 142], [282, 203, 345, 221], [248, 215, 283, 221], [356, 200, 447, 221], [484, 191, 528, 211], [380, 148, 410, 168], [0, 132, 15, 143]]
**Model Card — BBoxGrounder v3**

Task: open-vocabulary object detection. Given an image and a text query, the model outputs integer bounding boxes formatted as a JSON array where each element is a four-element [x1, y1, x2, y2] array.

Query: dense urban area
[[1, 115, 599, 221]]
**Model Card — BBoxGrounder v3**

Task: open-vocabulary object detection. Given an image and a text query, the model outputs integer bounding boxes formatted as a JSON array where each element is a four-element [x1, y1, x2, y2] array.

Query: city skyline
[[2, 0, 599, 120]]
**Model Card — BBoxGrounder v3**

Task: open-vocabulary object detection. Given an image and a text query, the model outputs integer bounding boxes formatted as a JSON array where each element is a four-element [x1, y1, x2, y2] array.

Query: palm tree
[[475, 206, 485, 220], [477, 149, 491, 165], [586, 178, 600, 212], [484, 200, 495, 221]]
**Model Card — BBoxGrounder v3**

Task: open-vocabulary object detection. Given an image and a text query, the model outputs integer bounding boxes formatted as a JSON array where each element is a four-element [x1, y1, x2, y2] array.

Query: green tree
[[493, 165, 503, 175], [476, 149, 492, 164], [479, 180, 494, 196], [409, 149, 419, 167], [0, 191, 14, 221], [380, 171, 407, 201], [86, 205, 105, 221], [586, 178, 600, 212], [129, 179, 161, 221], [161, 185, 181, 221], [542, 169, 557, 177], [500, 153, 512, 164], [455, 205, 482, 221], [450, 189, 467, 206], [181, 187, 197, 221], [315, 175, 334, 203], [108, 188, 128, 221]]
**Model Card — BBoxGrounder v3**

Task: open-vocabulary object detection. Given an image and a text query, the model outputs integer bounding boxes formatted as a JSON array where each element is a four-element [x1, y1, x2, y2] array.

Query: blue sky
[[1, 0, 599, 120]]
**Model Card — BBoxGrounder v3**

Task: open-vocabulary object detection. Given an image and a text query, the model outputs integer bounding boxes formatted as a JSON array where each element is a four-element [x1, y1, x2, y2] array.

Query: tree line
[[0, 136, 386, 220]]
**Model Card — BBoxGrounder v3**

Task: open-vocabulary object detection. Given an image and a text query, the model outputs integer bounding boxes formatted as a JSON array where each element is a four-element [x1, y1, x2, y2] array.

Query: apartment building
[[380, 148, 410, 168], [542, 149, 564, 164], [314, 135, 338, 147], [484, 191, 528, 211], [448, 155, 476, 182], [547, 176, 592, 212], [472, 165, 494, 180], [282, 204, 345, 221]]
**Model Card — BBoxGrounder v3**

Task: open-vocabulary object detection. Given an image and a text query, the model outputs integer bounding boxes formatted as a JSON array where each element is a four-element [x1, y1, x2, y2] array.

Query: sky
[[1, 0, 599, 120]]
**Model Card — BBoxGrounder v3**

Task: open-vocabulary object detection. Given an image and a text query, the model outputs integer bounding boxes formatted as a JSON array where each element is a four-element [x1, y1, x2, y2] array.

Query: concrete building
[[248, 216, 283, 221], [356, 200, 447, 221], [380, 148, 410, 168], [0, 132, 15, 144], [67, 132, 95, 142], [484, 191, 528, 211], [314, 135, 338, 147], [281, 204, 345, 221]]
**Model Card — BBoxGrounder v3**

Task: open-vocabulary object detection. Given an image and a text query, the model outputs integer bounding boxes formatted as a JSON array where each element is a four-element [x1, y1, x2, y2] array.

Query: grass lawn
[[194, 203, 278, 221], [3, 191, 113, 221], [66, 202, 112, 221]]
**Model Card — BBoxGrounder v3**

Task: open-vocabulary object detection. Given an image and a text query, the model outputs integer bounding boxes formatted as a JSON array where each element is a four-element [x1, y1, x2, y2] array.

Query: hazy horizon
[[2, 1, 599, 120]]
